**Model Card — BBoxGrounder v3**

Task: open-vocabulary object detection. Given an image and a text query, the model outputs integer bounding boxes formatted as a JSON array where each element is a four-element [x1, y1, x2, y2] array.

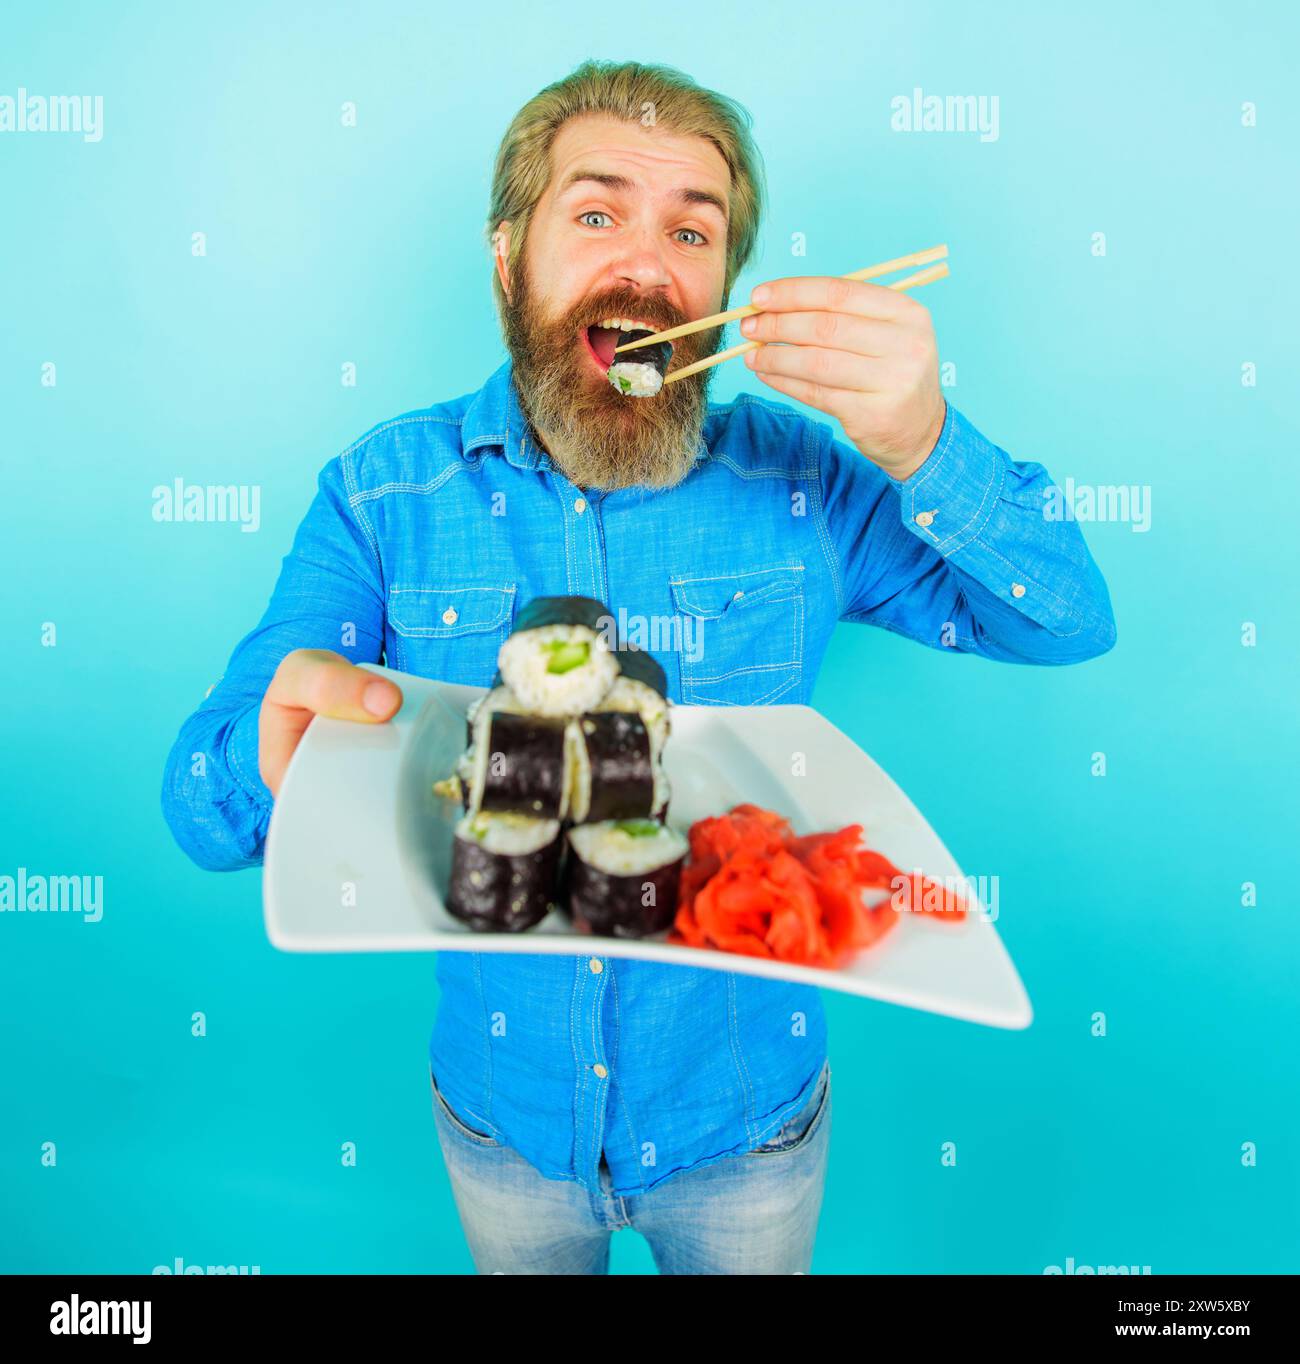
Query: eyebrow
[[559, 170, 728, 223]]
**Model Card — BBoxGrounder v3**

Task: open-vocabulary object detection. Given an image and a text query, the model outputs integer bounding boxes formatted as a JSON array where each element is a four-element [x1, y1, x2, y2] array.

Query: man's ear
[[492, 222, 512, 300]]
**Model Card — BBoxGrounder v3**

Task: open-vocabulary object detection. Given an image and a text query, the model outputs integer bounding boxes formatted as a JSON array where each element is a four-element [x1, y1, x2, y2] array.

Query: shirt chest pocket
[[386, 583, 516, 685], [669, 564, 805, 706]]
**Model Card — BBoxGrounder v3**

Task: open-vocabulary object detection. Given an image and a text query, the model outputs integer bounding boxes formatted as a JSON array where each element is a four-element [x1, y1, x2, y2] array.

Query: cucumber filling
[[545, 639, 590, 674], [613, 819, 663, 838]]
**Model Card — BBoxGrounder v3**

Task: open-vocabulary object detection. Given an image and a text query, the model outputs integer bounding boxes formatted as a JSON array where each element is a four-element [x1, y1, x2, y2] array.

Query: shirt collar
[[460, 358, 713, 474]]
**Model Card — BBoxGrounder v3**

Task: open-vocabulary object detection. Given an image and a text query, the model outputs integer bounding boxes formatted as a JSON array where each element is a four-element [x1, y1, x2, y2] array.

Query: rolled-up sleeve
[[817, 400, 1117, 665], [160, 453, 386, 871]]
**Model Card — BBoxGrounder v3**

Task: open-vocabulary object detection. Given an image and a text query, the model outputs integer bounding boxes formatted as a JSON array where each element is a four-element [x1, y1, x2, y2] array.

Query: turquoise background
[[2, 0, 1296, 1274]]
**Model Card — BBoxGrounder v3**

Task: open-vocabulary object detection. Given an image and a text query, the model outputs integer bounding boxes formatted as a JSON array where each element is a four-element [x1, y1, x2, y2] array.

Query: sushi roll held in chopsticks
[[597, 324, 673, 398], [446, 810, 562, 932], [563, 819, 687, 938]]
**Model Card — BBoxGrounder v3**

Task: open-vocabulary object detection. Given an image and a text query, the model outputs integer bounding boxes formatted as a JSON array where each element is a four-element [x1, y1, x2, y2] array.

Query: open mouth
[[581, 320, 670, 375]]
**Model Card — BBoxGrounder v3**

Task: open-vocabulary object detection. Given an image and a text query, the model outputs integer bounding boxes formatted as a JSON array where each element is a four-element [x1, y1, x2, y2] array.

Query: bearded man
[[163, 59, 1115, 1275]]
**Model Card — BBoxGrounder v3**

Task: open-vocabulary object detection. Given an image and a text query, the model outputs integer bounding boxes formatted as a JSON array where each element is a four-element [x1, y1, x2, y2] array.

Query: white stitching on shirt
[[583, 495, 597, 593], [669, 563, 804, 587], [546, 472, 577, 591], [711, 451, 816, 480], [348, 463, 463, 505], [586, 958, 605, 1181], [934, 450, 1002, 555], [725, 973, 758, 1149], [473, 952, 495, 1125], [339, 451, 383, 574], [224, 703, 271, 808], [970, 537, 1086, 638], [606, 968, 646, 1194], [566, 960, 588, 1173], [901, 399, 958, 497], [807, 427, 845, 617], [336, 412, 463, 460]]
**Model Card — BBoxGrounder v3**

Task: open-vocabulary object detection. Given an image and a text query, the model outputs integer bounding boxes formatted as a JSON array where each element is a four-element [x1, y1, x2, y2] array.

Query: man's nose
[[611, 229, 672, 293]]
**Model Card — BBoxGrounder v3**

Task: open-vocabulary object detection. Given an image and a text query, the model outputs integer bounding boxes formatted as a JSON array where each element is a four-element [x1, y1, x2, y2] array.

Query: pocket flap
[[669, 564, 804, 620], [388, 584, 516, 637]]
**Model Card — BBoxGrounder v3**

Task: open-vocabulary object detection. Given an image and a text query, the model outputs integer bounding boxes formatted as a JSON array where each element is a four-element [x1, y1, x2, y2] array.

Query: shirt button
[[442, 606, 459, 624], [1011, 583, 1026, 598], [593, 1063, 608, 1079], [915, 511, 934, 528], [588, 957, 603, 973], [574, 497, 587, 515], [732, 589, 744, 601]]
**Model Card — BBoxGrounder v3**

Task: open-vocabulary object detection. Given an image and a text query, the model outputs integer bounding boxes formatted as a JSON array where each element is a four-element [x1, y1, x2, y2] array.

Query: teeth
[[596, 318, 656, 332]]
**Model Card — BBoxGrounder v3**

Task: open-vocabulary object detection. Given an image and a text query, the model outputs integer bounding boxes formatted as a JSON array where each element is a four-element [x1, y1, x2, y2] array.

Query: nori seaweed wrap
[[562, 819, 687, 938], [614, 641, 668, 698], [512, 595, 611, 635], [607, 329, 673, 397], [567, 711, 657, 824], [446, 811, 562, 932], [469, 710, 570, 820]]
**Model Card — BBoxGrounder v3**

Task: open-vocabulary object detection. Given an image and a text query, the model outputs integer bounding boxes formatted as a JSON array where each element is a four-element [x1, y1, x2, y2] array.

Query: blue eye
[[579, 211, 613, 228], [676, 229, 707, 246]]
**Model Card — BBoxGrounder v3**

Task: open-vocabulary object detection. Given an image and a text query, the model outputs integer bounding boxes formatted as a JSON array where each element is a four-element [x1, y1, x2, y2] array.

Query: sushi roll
[[447, 810, 562, 932], [594, 671, 670, 753], [464, 682, 528, 746], [612, 641, 668, 701], [566, 710, 665, 824], [562, 819, 688, 938], [465, 709, 571, 820], [568, 666, 673, 820], [434, 683, 540, 808], [606, 328, 673, 398], [592, 669, 672, 813], [496, 595, 619, 716]]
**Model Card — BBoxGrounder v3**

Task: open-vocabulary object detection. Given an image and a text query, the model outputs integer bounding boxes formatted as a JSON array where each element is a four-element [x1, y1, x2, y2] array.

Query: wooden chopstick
[[613, 243, 948, 355], [662, 259, 949, 386]]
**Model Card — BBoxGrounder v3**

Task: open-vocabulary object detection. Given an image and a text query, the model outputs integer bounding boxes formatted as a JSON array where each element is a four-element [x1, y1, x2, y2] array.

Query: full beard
[[501, 255, 726, 491]]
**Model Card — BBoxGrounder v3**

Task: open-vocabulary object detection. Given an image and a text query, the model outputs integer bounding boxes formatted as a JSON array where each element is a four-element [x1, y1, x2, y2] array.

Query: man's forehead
[[546, 115, 730, 210]]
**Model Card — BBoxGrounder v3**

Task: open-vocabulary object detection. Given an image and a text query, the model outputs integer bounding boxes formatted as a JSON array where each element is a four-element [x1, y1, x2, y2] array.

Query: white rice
[[465, 683, 527, 732], [568, 820, 687, 876], [497, 623, 618, 716], [564, 720, 592, 823], [607, 362, 664, 398], [455, 810, 559, 856]]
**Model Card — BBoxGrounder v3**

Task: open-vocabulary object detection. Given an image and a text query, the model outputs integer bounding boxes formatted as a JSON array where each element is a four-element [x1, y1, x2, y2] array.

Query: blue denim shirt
[[161, 358, 1115, 1197]]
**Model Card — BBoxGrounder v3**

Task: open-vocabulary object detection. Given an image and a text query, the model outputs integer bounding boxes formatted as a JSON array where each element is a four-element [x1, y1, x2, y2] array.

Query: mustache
[[565, 293, 689, 338], [561, 295, 723, 368], [573, 290, 680, 323]]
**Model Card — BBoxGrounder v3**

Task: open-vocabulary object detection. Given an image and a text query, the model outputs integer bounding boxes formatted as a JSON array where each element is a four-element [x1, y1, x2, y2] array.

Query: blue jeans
[[430, 1058, 832, 1274]]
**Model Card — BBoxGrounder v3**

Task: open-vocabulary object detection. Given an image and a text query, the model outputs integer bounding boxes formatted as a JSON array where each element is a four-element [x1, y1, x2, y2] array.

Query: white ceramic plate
[[263, 664, 1032, 1030]]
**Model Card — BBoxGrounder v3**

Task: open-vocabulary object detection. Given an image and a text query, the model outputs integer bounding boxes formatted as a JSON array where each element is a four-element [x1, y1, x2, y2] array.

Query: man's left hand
[[741, 276, 947, 480]]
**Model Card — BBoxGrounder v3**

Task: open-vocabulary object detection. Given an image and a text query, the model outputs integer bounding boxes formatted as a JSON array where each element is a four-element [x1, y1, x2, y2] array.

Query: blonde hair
[[487, 60, 765, 315]]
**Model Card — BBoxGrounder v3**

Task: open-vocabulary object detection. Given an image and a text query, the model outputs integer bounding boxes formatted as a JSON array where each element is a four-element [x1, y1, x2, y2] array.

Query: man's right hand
[[258, 649, 403, 797]]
